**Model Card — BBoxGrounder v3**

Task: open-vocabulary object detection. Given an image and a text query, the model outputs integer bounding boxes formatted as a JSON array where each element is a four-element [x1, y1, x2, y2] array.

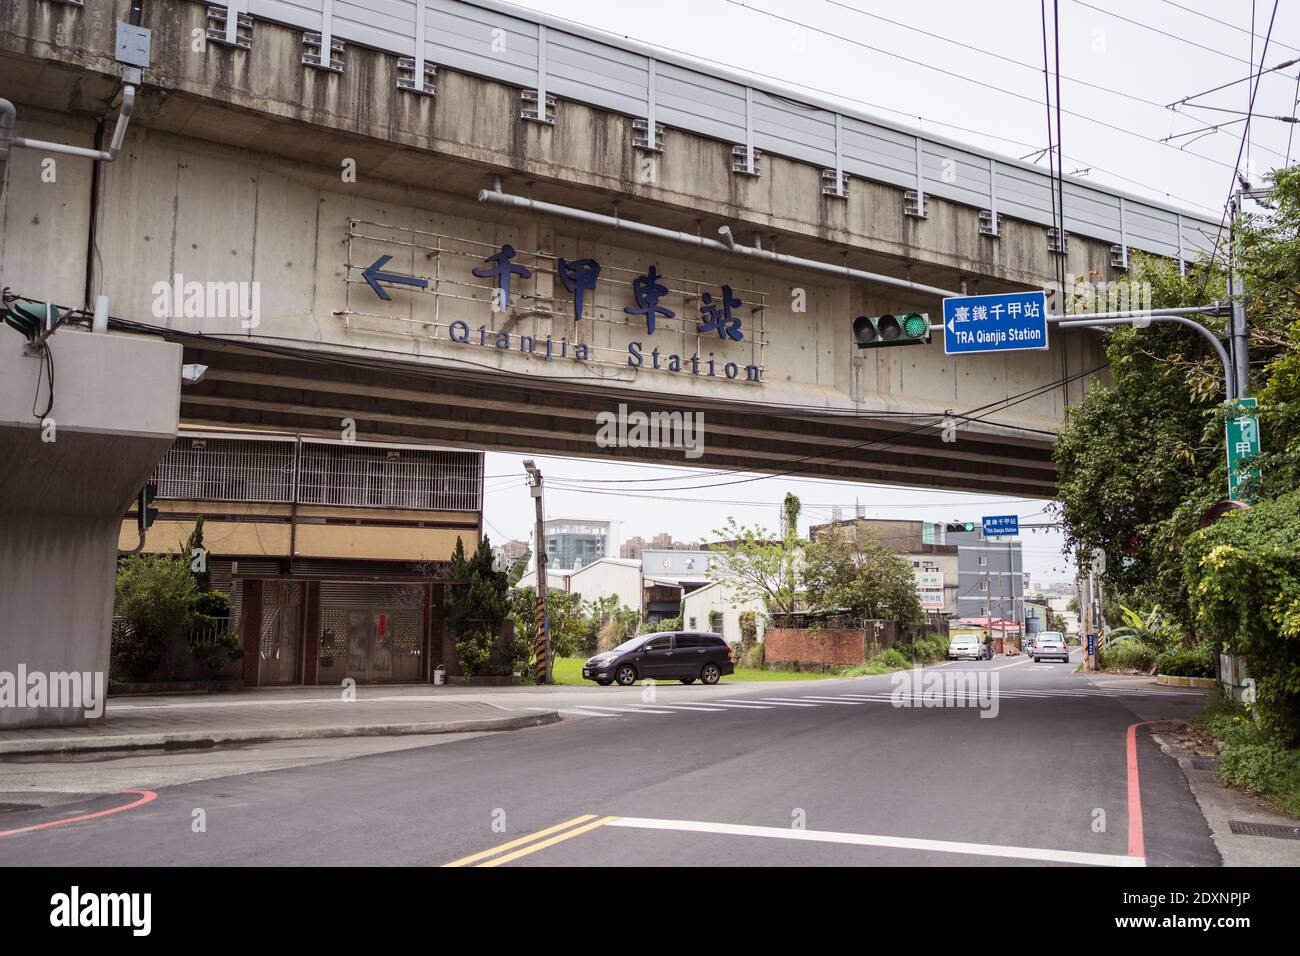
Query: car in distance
[[582, 631, 735, 686], [1033, 631, 1070, 663], [947, 635, 984, 661]]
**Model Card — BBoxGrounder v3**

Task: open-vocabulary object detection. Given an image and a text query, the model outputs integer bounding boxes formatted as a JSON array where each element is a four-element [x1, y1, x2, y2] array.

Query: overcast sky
[[480, 0, 1300, 581]]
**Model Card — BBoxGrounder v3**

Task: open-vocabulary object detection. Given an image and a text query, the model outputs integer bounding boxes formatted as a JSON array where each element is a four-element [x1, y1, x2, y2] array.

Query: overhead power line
[[1157, 0, 1300, 57], [504, 0, 1220, 213], [725, 0, 1242, 175], [1070, 0, 1260, 67]]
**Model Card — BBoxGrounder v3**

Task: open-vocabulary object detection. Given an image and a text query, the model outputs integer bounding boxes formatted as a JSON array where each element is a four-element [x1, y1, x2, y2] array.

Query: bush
[[874, 648, 911, 670], [739, 611, 758, 647], [456, 628, 495, 677], [191, 591, 230, 618], [1183, 489, 1300, 744], [1154, 640, 1215, 677], [895, 637, 947, 663], [739, 642, 764, 669], [1218, 740, 1300, 800], [113, 555, 199, 680], [1101, 641, 1158, 673]]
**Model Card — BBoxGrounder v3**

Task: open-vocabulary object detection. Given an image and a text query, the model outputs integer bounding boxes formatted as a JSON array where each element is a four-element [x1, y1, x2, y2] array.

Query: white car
[[947, 636, 983, 661], [1033, 631, 1070, 663]]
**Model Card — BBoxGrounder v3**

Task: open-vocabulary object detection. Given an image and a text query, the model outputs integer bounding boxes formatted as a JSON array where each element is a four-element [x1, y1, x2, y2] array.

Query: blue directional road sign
[[361, 255, 429, 301], [982, 514, 1019, 537], [943, 290, 1049, 355]]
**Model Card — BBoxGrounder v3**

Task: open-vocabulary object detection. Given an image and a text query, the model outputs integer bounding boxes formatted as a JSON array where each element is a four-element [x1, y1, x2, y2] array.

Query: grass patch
[[1194, 687, 1300, 819]]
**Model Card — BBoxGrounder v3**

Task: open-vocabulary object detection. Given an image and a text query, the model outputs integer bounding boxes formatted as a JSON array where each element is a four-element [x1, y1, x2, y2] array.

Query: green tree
[[707, 517, 800, 616], [507, 586, 593, 660], [447, 536, 511, 676], [183, 515, 211, 592], [113, 554, 199, 680], [800, 524, 924, 630]]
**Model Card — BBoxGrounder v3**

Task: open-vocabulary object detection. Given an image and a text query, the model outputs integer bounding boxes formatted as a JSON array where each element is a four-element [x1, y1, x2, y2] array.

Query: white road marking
[[606, 816, 1144, 867], [652, 704, 730, 712], [560, 709, 618, 718], [793, 696, 868, 705], [700, 701, 775, 710], [722, 699, 819, 708]]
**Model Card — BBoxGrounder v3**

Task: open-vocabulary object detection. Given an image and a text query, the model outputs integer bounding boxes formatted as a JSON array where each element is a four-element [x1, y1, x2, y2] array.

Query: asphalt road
[[0, 652, 1219, 867]]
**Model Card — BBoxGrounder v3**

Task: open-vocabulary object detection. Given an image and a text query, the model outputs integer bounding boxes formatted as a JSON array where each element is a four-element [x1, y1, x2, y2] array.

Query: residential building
[[494, 539, 529, 568], [638, 549, 718, 622], [535, 518, 619, 571], [620, 533, 701, 559], [923, 522, 1025, 628], [807, 517, 960, 617], [121, 429, 484, 686]]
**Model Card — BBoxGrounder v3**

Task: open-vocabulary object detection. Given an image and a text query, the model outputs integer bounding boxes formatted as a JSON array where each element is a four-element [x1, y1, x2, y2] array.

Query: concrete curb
[[0, 711, 562, 757], [1156, 674, 1216, 688]]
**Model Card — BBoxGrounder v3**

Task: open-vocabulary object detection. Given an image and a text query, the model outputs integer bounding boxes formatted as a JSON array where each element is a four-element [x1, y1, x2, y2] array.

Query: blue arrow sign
[[362, 255, 429, 301], [943, 290, 1049, 355], [982, 514, 1019, 537]]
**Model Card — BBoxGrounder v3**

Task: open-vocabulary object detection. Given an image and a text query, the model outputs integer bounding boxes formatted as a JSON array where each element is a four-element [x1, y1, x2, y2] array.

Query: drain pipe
[[0, 85, 136, 202], [0, 99, 14, 196], [477, 187, 962, 300], [13, 85, 135, 163]]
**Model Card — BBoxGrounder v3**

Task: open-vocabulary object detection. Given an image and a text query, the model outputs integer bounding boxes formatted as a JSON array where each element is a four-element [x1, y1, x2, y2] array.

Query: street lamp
[[523, 460, 551, 683]]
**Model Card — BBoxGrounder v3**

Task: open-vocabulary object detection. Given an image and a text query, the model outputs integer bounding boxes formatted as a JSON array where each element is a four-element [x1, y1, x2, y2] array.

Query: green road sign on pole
[[1226, 397, 1261, 502]]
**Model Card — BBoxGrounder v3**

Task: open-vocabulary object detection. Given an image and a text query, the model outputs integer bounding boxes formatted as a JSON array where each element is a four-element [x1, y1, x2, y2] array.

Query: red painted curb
[[0, 789, 157, 839], [1126, 722, 1151, 859]]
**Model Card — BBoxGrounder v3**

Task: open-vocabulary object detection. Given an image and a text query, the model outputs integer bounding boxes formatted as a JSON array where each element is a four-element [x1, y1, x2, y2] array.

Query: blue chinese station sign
[[943, 290, 1049, 355], [981, 514, 1019, 537]]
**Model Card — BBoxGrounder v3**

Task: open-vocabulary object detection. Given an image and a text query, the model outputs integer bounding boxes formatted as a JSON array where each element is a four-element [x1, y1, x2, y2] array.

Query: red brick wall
[[764, 627, 866, 666]]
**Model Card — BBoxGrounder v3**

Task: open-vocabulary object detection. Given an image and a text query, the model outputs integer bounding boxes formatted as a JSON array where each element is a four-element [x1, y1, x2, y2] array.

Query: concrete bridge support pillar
[[0, 329, 180, 728]]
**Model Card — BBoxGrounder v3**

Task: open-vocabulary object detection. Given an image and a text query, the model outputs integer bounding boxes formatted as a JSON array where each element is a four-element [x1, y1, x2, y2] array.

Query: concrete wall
[[0, 2, 1109, 432], [0, 329, 181, 727]]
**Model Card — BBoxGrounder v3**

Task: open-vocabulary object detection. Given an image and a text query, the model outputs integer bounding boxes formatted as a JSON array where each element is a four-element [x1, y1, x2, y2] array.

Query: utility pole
[[523, 460, 551, 684], [1229, 186, 1250, 399]]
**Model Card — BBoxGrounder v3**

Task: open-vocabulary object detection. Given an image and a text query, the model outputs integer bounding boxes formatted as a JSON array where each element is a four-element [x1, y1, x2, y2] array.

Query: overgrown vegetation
[[1195, 687, 1300, 818], [1054, 165, 1300, 743]]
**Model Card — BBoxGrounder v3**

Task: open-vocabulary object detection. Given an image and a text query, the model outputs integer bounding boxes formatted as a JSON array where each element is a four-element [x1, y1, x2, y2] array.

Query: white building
[[563, 557, 643, 612], [514, 567, 569, 593], [681, 579, 766, 646]]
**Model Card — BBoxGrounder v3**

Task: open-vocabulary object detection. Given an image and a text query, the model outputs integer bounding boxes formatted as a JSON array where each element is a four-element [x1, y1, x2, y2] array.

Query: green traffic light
[[850, 312, 931, 348]]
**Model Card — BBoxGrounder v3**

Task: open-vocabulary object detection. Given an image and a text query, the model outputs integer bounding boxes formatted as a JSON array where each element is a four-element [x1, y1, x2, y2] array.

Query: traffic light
[[852, 312, 931, 348], [944, 521, 976, 533], [1, 300, 63, 341], [137, 481, 159, 535]]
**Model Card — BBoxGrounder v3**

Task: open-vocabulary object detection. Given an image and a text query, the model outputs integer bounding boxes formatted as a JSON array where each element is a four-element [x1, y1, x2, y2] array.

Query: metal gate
[[317, 583, 425, 684], [259, 582, 302, 685]]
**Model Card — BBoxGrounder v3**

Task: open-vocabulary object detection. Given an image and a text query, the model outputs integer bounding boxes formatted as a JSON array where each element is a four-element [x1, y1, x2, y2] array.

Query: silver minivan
[[1033, 631, 1070, 663]]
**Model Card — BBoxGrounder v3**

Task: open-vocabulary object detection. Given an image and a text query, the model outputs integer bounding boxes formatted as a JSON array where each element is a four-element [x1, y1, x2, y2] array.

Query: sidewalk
[[0, 687, 561, 756]]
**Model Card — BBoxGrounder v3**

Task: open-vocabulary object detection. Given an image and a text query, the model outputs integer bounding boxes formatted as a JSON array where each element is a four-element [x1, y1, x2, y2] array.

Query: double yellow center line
[[442, 814, 620, 867]]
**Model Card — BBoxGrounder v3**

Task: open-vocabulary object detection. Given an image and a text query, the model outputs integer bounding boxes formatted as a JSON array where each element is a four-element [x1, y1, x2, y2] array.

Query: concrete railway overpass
[[0, 0, 1219, 722]]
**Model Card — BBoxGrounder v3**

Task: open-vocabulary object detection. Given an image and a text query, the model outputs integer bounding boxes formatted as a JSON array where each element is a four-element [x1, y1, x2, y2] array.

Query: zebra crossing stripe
[[653, 704, 730, 712], [718, 698, 816, 706]]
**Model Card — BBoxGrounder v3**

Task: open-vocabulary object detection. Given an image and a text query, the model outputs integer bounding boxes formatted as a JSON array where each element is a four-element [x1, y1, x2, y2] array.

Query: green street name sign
[[1226, 397, 1261, 502]]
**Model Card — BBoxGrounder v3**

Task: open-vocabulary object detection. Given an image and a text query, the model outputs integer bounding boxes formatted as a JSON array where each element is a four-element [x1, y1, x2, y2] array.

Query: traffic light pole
[[928, 302, 1238, 398]]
